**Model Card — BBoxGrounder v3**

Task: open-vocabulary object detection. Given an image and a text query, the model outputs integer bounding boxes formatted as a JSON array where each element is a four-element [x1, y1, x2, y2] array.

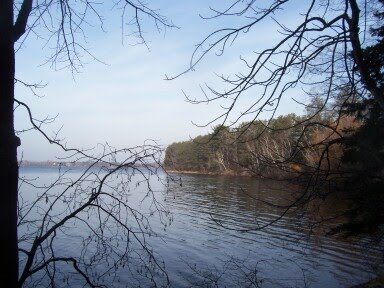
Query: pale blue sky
[[15, 0, 306, 161]]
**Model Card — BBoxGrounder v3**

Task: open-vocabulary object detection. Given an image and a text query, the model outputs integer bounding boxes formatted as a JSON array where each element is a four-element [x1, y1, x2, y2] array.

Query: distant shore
[[19, 160, 95, 168], [164, 169, 252, 177], [19, 160, 157, 169]]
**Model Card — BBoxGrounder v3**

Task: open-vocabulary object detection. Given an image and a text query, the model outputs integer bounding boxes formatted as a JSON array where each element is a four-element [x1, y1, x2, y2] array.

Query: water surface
[[19, 167, 384, 287]]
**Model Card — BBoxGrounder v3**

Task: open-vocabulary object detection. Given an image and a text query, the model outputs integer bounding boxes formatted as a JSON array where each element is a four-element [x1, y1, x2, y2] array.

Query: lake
[[18, 166, 384, 287]]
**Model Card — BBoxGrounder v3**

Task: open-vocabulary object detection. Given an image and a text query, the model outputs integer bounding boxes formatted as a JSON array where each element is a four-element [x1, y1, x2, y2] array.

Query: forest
[[164, 95, 356, 179]]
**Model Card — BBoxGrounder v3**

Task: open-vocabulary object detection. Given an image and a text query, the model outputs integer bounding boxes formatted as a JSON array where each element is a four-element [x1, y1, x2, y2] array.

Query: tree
[[0, 0, 174, 286], [170, 0, 384, 234], [17, 143, 172, 287]]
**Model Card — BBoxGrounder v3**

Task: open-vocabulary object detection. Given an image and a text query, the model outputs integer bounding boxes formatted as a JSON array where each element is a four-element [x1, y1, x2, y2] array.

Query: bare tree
[[0, 0, 175, 286], [171, 0, 382, 118], [169, 0, 384, 233], [17, 141, 171, 287], [15, 99, 172, 287]]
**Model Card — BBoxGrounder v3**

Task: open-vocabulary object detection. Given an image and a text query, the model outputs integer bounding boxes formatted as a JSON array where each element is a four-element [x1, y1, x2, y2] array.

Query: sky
[[15, 0, 306, 161]]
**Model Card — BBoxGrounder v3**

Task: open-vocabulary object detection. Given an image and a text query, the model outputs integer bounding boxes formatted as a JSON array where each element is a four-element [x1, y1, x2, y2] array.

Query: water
[[18, 167, 383, 287]]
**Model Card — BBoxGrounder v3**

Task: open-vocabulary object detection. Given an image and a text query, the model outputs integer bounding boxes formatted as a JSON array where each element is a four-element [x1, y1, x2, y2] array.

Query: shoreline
[[164, 169, 252, 177]]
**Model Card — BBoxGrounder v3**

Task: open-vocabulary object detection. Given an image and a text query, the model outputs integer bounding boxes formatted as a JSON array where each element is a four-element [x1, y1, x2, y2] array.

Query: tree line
[[164, 95, 355, 179]]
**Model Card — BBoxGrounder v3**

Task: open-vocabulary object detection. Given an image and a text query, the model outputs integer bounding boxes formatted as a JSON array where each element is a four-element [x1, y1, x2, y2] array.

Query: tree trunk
[[349, 0, 384, 110], [0, 0, 19, 287]]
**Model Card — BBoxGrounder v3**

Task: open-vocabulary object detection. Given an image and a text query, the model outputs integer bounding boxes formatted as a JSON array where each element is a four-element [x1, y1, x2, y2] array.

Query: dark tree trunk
[[0, 0, 19, 287], [349, 0, 384, 110]]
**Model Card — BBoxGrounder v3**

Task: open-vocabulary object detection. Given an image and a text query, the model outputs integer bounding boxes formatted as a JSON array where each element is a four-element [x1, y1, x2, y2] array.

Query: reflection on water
[[19, 167, 383, 287], [160, 173, 384, 288]]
